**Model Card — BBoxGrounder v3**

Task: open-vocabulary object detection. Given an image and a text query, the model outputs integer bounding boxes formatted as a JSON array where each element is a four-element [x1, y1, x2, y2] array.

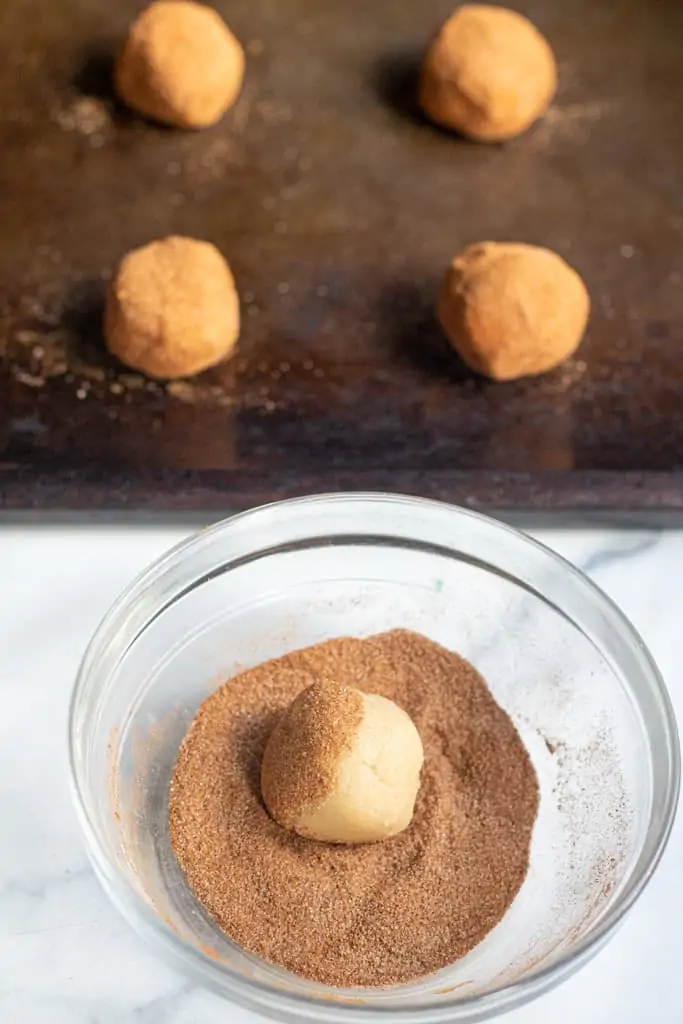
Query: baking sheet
[[1, 0, 682, 520]]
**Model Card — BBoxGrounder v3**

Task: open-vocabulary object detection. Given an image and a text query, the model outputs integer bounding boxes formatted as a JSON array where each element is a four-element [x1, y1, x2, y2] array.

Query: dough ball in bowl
[[261, 683, 424, 845], [115, 1, 245, 129], [419, 4, 557, 141], [437, 241, 589, 381], [105, 236, 240, 380]]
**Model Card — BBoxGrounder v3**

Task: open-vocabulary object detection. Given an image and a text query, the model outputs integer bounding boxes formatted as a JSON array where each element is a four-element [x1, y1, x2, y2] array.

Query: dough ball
[[115, 1, 245, 129], [419, 4, 557, 141], [437, 241, 589, 381], [261, 683, 424, 845], [105, 236, 240, 379]]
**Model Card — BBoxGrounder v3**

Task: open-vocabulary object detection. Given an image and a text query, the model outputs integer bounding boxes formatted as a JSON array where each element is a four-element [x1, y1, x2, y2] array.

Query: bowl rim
[[68, 492, 681, 1023]]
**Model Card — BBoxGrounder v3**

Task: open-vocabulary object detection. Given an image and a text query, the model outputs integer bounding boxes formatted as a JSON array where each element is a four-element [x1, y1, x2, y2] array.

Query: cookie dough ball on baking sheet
[[105, 236, 240, 379], [419, 5, 557, 141], [437, 242, 589, 381], [115, 1, 245, 128]]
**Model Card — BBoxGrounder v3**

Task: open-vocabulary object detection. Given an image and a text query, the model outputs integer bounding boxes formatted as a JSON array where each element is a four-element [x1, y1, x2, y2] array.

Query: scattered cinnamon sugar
[[54, 96, 111, 137], [169, 629, 539, 987]]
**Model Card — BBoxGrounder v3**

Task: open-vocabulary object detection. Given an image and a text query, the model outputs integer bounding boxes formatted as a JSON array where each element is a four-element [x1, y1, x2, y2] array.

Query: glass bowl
[[68, 494, 679, 1024]]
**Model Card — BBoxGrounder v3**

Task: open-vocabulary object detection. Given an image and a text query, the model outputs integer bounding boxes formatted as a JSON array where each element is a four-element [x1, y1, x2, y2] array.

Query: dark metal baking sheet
[[1, 0, 682, 520]]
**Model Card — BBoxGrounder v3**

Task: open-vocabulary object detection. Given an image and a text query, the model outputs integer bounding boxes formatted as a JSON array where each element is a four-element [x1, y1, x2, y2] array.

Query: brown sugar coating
[[419, 5, 557, 141], [437, 242, 590, 381], [115, 1, 245, 129], [261, 682, 364, 834], [169, 630, 539, 987], [105, 236, 240, 380]]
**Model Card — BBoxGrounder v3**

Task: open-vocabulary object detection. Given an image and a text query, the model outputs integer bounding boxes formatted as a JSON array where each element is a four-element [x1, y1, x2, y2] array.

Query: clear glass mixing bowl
[[69, 494, 679, 1023]]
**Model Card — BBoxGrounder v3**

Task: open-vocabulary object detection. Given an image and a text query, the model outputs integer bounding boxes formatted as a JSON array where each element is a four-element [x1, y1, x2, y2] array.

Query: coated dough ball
[[437, 242, 589, 381], [261, 683, 424, 845], [105, 236, 240, 379], [419, 4, 557, 141], [115, 1, 245, 129]]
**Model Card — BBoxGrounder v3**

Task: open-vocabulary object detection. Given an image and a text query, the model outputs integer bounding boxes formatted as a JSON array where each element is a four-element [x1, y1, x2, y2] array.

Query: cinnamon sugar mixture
[[169, 629, 539, 987]]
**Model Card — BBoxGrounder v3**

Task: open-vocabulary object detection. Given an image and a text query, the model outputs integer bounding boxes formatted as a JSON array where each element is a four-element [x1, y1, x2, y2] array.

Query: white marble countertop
[[2, 524, 682, 1024]]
